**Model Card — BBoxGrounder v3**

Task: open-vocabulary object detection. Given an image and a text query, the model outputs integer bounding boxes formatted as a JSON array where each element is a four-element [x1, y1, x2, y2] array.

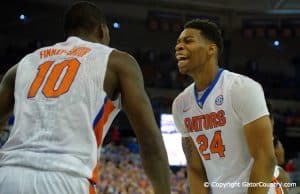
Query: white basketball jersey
[[0, 37, 120, 184], [173, 69, 269, 194]]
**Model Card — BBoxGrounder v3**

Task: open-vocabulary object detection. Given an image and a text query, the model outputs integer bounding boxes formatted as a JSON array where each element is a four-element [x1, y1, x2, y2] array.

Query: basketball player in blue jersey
[[0, 2, 170, 194], [173, 19, 276, 194]]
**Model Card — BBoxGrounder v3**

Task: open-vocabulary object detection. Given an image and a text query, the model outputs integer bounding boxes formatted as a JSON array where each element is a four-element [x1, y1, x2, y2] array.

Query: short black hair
[[184, 19, 223, 59], [64, 1, 106, 36]]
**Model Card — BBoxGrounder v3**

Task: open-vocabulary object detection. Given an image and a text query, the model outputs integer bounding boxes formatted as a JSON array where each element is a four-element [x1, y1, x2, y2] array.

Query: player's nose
[[175, 42, 184, 52]]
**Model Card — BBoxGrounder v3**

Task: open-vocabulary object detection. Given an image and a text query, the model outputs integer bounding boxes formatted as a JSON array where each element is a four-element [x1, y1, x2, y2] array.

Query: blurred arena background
[[0, 0, 300, 193]]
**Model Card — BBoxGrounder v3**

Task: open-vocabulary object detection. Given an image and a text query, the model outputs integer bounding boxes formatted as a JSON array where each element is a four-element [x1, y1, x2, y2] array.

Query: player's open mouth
[[176, 55, 188, 62]]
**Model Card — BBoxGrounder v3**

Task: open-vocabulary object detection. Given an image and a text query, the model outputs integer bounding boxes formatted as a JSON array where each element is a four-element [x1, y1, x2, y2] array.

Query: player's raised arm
[[105, 50, 171, 194], [0, 65, 16, 132]]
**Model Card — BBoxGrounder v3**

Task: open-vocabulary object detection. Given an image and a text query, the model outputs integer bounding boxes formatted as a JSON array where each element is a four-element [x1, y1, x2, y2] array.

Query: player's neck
[[193, 63, 219, 91], [69, 32, 100, 44], [78, 35, 99, 43]]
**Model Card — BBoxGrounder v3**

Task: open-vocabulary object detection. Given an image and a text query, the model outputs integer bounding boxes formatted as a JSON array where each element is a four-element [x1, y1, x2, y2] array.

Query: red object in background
[[284, 159, 296, 172], [111, 125, 120, 144]]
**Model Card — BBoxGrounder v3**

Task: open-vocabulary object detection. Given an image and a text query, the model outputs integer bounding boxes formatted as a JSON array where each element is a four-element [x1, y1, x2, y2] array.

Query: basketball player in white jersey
[[173, 19, 276, 194], [0, 2, 170, 194]]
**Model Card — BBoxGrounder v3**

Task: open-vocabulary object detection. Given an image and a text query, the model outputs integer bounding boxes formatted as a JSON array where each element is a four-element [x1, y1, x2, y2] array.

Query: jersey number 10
[[27, 59, 80, 98]]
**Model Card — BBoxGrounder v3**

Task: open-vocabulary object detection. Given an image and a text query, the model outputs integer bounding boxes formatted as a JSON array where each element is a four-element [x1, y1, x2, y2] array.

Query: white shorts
[[0, 166, 96, 194]]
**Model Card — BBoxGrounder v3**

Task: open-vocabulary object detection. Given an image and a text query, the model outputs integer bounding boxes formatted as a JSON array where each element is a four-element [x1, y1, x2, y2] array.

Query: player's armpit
[[244, 115, 276, 194], [0, 65, 16, 131], [182, 137, 209, 194]]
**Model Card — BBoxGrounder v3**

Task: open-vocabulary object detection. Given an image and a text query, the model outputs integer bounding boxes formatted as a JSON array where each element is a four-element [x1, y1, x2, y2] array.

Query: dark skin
[[182, 137, 209, 194], [0, 24, 171, 194], [0, 66, 16, 126], [175, 28, 276, 194]]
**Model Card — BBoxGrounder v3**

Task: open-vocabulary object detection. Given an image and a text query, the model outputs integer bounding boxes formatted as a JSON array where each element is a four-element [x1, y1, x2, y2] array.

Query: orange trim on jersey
[[93, 99, 115, 147], [272, 177, 283, 194], [90, 99, 116, 185], [89, 183, 96, 194], [90, 163, 100, 186]]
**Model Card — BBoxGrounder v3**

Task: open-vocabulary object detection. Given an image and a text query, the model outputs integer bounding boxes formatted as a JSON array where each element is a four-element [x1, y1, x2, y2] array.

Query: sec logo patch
[[215, 95, 223, 106]]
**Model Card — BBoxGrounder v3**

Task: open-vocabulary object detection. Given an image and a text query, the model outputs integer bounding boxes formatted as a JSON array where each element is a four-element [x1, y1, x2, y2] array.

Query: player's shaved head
[[64, 1, 106, 37]]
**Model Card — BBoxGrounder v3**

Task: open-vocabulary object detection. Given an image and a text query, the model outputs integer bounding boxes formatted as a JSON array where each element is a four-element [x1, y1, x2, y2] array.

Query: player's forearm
[[188, 168, 209, 194], [139, 135, 171, 194], [248, 157, 276, 194]]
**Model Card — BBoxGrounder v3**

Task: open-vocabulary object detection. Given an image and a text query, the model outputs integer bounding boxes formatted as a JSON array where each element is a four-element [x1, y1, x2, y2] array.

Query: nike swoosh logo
[[183, 107, 191, 112]]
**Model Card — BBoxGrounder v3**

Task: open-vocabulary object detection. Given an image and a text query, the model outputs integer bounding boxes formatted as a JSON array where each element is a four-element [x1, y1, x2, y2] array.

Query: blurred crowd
[[98, 143, 188, 194]]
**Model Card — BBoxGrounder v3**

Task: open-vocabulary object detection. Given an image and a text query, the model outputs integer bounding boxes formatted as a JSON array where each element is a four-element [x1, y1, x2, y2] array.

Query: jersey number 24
[[197, 131, 225, 160]]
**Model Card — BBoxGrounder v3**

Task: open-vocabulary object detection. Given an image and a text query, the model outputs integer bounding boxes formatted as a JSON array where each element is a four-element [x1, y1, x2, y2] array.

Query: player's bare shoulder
[[104, 49, 142, 100], [2, 65, 17, 87], [108, 50, 138, 70]]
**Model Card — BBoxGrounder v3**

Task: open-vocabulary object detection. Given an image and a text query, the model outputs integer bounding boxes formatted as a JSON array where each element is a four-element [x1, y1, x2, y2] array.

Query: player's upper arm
[[107, 50, 157, 138], [0, 65, 17, 123], [244, 116, 275, 161]]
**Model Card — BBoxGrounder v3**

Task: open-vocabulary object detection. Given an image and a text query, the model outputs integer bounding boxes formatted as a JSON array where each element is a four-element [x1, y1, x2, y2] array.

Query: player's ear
[[208, 43, 217, 56], [97, 24, 110, 45], [96, 24, 104, 41]]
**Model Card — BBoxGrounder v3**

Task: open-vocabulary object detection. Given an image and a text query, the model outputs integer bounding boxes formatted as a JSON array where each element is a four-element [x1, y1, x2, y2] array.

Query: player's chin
[[178, 67, 188, 75], [177, 63, 188, 73]]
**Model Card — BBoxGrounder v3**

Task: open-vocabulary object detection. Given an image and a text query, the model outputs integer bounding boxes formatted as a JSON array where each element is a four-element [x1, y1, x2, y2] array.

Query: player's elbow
[[253, 151, 277, 176], [266, 154, 277, 172]]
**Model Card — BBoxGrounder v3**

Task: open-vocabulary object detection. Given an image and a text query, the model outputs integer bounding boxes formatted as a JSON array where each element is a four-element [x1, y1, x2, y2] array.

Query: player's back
[[0, 37, 120, 180]]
